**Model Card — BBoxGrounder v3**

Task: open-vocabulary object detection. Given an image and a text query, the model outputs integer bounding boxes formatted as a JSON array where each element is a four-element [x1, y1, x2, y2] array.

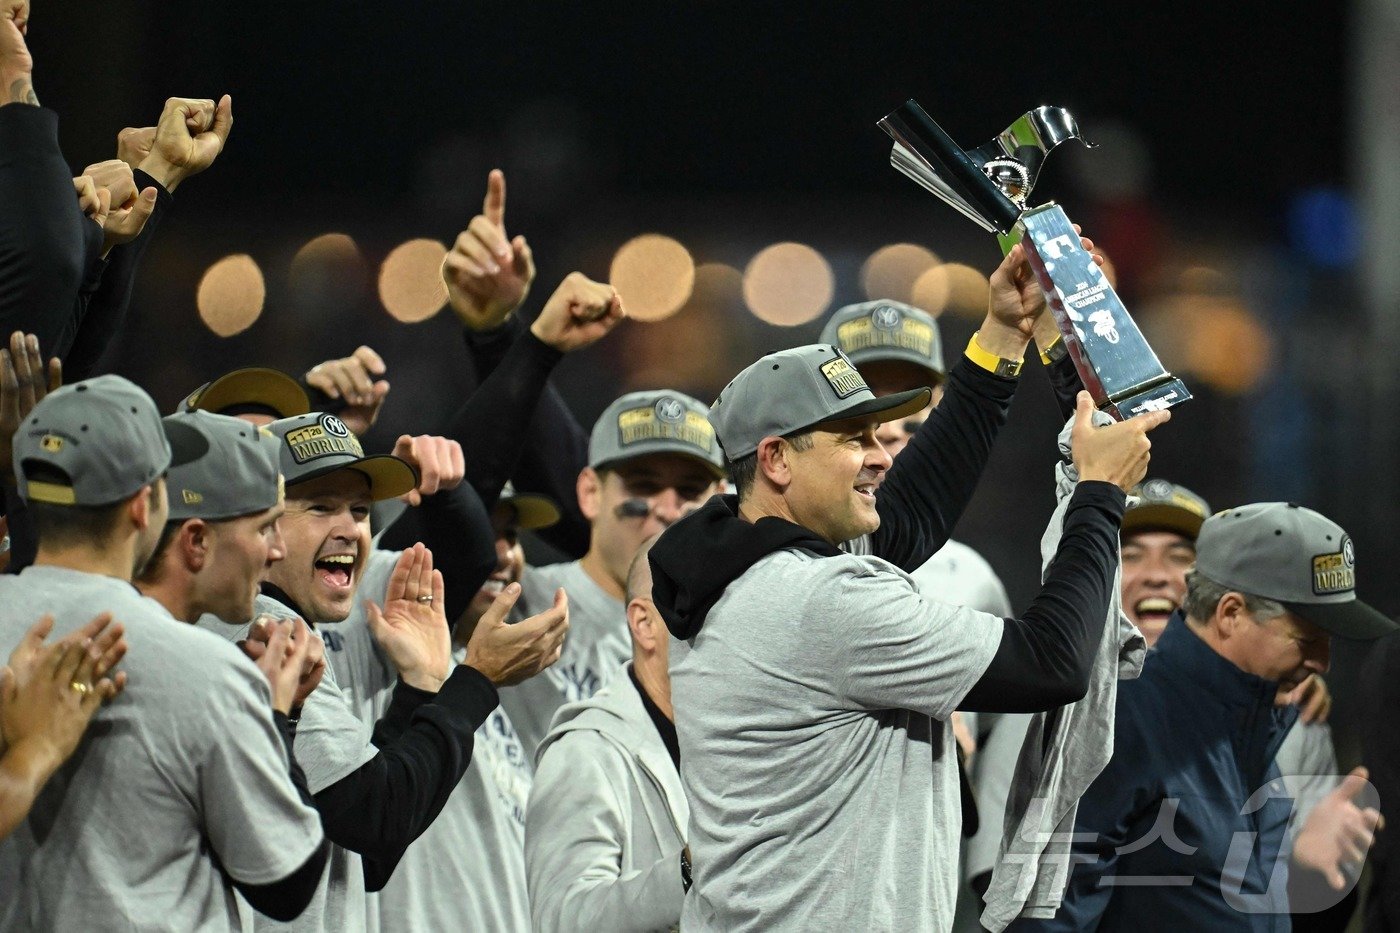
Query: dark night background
[[23, 3, 1394, 785]]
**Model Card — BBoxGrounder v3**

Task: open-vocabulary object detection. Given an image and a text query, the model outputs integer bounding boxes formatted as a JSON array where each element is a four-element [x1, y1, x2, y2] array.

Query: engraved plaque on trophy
[[878, 100, 1191, 419]]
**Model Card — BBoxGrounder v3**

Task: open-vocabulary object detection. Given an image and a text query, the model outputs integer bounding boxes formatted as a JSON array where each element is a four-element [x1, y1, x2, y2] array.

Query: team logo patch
[[653, 397, 686, 424], [820, 355, 867, 399], [285, 415, 364, 465], [1312, 537, 1356, 596], [871, 305, 903, 331], [1141, 478, 1173, 500], [616, 404, 715, 453], [39, 434, 64, 453], [836, 314, 933, 358]]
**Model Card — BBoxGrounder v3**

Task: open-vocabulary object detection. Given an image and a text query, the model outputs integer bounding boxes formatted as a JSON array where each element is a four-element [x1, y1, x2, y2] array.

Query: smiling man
[[650, 279, 1171, 931], [1013, 503, 1398, 931], [502, 389, 725, 759]]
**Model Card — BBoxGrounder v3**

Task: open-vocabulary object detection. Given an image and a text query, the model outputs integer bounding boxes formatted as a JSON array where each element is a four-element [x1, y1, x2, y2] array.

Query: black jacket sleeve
[[442, 323, 565, 512], [63, 170, 173, 381], [870, 357, 1020, 572], [462, 319, 591, 558], [1044, 351, 1085, 424], [960, 482, 1125, 712], [0, 105, 100, 359], [309, 665, 498, 891], [375, 482, 496, 623], [231, 711, 331, 921]]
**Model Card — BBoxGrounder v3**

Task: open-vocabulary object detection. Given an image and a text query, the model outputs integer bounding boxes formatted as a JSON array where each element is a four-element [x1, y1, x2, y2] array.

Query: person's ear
[[578, 467, 603, 521], [183, 519, 211, 572], [755, 437, 793, 491], [626, 597, 655, 651], [1215, 592, 1248, 637], [128, 484, 153, 531]]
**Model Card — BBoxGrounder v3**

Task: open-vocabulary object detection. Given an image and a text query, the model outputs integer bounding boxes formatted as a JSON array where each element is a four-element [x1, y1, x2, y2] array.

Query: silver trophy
[[878, 100, 1190, 419]]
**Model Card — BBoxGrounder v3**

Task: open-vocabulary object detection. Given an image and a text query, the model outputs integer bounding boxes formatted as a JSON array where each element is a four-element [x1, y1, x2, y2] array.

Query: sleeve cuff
[[1068, 480, 1127, 519], [436, 664, 500, 731], [462, 314, 525, 351], [946, 355, 1021, 400]]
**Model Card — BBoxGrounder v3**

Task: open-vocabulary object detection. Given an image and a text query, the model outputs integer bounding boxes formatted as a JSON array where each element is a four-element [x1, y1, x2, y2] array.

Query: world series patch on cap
[[1194, 502, 1397, 639], [588, 390, 726, 478], [264, 412, 417, 502], [163, 411, 283, 521], [709, 345, 931, 461], [13, 375, 206, 507], [818, 300, 946, 381]]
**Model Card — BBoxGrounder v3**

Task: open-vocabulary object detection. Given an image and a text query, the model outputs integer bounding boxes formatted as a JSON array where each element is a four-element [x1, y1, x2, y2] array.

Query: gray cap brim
[[1283, 599, 1399, 640]]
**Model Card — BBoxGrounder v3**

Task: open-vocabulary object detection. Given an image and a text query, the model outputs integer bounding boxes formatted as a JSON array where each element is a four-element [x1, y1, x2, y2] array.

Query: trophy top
[[878, 101, 1094, 235]]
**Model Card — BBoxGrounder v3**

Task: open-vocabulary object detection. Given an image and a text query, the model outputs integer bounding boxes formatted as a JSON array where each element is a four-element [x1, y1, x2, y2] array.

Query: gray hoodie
[[526, 667, 689, 933]]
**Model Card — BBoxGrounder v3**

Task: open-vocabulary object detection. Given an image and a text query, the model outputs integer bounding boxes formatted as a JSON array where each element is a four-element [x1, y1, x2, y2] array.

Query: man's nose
[[649, 489, 684, 526]]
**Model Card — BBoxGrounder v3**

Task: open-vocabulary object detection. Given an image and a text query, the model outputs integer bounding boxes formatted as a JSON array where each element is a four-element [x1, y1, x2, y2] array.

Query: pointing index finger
[[484, 169, 506, 228]]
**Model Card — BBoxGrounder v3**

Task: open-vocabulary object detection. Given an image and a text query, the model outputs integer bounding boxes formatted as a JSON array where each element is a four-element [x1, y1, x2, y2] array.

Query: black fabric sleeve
[[231, 711, 330, 921], [0, 105, 96, 359], [375, 482, 495, 623], [461, 319, 591, 557], [310, 664, 498, 891], [62, 171, 173, 381], [870, 356, 1020, 572], [442, 324, 564, 511], [1044, 352, 1085, 424], [960, 481, 1125, 712], [370, 678, 435, 748]]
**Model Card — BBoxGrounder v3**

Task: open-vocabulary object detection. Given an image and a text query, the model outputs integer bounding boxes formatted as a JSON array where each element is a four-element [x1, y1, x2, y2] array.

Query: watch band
[[964, 332, 1024, 378]]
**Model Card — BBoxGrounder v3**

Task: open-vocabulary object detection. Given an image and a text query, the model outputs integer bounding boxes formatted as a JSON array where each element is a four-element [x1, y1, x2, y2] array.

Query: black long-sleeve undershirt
[[960, 481, 1125, 712], [260, 583, 498, 890], [230, 711, 330, 921], [869, 356, 1019, 572], [461, 318, 591, 558], [1044, 351, 1085, 423], [63, 170, 172, 381], [0, 104, 100, 360], [309, 666, 497, 891]]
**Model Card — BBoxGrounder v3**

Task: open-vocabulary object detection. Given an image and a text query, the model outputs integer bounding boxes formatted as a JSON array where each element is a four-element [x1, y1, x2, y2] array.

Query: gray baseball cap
[[588, 390, 725, 479], [164, 411, 283, 521], [819, 300, 945, 381], [709, 345, 932, 461], [177, 368, 311, 419], [13, 375, 206, 507], [1195, 502, 1397, 639], [1123, 479, 1211, 540], [264, 412, 417, 501]]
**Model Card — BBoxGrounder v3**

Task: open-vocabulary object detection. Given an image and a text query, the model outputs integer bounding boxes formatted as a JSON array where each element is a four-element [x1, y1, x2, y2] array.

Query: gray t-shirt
[[0, 566, 323, 931], [671, 549, 1002, 932], [910, 539, 1013, 618], [197, 598, 379, 933], [503, 559, 627, 760], [308, 550, 533, 933], [376, 651, 534, 932]]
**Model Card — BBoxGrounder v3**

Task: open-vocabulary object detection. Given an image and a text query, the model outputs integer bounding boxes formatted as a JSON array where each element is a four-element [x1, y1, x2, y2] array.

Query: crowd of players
[[2, 5, 1399, 931]]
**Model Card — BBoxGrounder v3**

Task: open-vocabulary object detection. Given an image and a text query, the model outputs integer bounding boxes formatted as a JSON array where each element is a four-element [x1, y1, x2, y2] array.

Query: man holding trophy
[[646, 99, 1178, 931]]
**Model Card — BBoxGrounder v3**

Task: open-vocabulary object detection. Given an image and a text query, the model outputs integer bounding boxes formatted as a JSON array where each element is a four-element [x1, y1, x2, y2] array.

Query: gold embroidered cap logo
[[1312, 537, 1356, 596], [39, 435, 64, 453], [182, 489, 204, 505], [616, 403, 715, 452], [820, 356, 867, 400], [285, 416, 363, 465]]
